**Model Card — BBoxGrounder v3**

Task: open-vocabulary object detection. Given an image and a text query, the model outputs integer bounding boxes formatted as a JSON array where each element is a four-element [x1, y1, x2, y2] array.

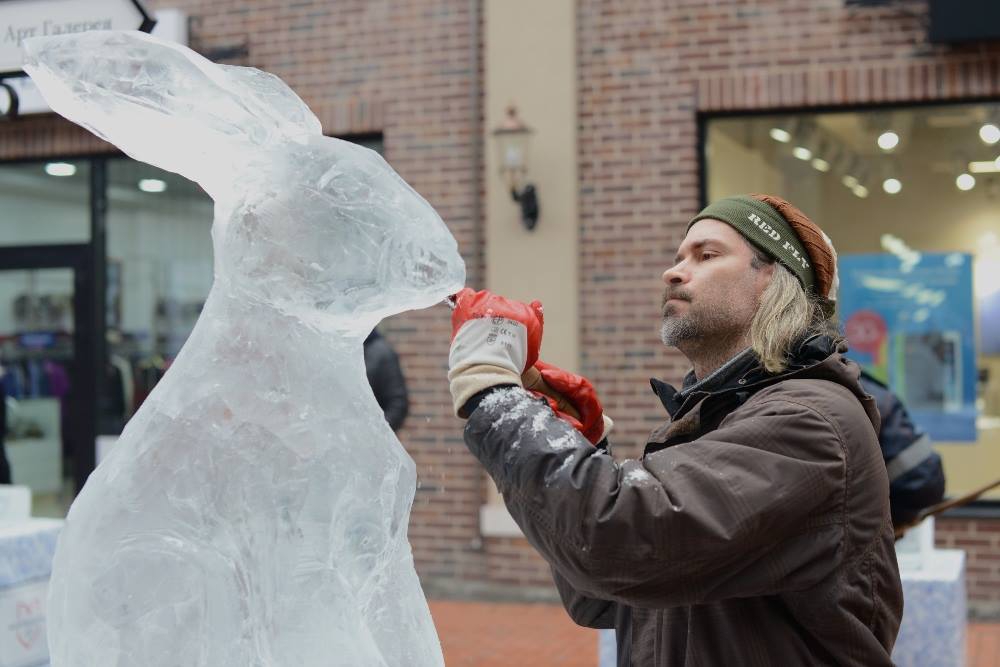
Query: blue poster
[[838, 253, 977, 442]]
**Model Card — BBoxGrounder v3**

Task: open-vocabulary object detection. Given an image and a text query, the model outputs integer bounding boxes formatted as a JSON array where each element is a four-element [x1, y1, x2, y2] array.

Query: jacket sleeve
[[551, 565, 617, 629], [866, 380, 946, 526], [464, 387, 849, 609]]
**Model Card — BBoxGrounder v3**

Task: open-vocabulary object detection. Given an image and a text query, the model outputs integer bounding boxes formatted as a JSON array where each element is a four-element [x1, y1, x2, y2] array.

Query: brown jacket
[[463, 338, 902, 666]]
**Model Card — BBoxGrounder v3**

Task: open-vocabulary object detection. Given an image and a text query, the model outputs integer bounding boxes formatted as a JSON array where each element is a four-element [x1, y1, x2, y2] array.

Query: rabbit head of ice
[[213, 137, 466, 332], [24, 31, 465, 333]]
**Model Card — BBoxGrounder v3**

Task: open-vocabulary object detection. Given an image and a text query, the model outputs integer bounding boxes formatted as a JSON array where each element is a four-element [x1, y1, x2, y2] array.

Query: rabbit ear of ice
[[22, 31, 321, 192]]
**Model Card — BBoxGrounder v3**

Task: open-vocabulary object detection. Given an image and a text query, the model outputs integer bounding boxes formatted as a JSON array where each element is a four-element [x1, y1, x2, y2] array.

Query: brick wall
[[937, 517, 1000, 618]]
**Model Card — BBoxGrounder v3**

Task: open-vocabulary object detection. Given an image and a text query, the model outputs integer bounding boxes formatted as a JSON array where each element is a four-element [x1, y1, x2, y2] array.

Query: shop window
[[704, 103, 1000, 500], [102, 159, 214, 434], [0, 160, 90, 246]]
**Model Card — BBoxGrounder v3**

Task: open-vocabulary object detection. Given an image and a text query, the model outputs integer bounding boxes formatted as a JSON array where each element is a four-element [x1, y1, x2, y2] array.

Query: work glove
[[525, 361, 613, 445], [448, 287, 544, 417]]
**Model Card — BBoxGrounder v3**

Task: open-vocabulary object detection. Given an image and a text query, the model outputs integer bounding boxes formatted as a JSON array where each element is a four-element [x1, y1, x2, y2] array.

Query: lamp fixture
[[877, 131, 900, 151], [792, 146, 812, 161], [882, 177, 902, 195], [811, 157, 831, 172], [980, 123, 1000, 145], [769, 127, 791, 143], [492, 105, 539, 231], [956, 173, 976, 191], [138, 178, 167, 193], [44, 162, 76, 177], [968, 158, 1000, 174]]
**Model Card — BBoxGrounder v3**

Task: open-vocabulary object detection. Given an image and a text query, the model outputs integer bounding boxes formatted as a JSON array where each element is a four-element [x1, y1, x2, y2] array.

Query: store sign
[[0, 4, 187, 120], [0, 0, 156, 76]]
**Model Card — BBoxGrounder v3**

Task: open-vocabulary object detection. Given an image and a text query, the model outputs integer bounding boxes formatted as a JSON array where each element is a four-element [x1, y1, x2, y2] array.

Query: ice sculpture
[[24, 31, 464, 666]]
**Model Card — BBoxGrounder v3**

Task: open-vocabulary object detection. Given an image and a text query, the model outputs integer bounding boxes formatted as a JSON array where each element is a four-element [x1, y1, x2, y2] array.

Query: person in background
[[364, 328, 409, 431], [860, 369, 946, 529], [0, 371, 11, 484]]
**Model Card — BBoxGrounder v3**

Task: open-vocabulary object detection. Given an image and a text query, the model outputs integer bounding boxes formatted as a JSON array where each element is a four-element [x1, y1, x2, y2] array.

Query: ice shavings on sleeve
[[481, 387, 539, 429], [545, 454, 576, 487], [531, 410, 549, 433], [479, 386, 583, 453], [624, 466, 654, 485], [546, 433, 577, 451]]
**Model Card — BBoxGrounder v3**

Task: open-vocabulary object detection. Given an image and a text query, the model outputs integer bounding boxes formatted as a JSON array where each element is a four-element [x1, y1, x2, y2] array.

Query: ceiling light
[[852, 184, 869, 198], [792, 146, 812, 160], [877, 131, 899, 151], [811, 157, 830, 172], [44, 162, 76, 177], [969, 159, 1000, 173], [842, 175, 859, 188], [956, 173, 976, 191], [980, 123, 1000, 145], [138, 178, 167, 193], [769, 127, 791, 143], [882, 178, 902, 195]]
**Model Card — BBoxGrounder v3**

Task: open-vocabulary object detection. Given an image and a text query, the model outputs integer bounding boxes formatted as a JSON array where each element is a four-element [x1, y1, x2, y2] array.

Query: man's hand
[[527, 361, 612, 445], [448, 288, 544, 417]]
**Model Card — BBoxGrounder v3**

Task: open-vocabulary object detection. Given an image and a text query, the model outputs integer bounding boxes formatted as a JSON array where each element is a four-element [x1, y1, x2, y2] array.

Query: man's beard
[[660, 312, 697, 346], [659, 290, 743, 348]]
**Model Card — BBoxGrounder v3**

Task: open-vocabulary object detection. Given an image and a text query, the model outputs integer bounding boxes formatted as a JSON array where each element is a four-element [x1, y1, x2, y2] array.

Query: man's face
[[660, 219, 774, 348]]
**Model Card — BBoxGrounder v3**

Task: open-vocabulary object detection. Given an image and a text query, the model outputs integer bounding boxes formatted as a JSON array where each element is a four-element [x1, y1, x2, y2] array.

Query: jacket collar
[[650, 347, 760, 418], [649, 334, 839, 419], [678, 347, 759, 398]]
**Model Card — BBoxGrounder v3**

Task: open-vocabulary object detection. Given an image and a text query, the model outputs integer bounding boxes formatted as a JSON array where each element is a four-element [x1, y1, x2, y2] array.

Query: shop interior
[[0, 158, 213, 515], [706, 102, 1000, 500]]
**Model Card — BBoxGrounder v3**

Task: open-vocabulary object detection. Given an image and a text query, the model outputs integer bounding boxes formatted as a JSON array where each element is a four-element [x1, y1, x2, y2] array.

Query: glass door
[[0, 268, 76, 516], [0, 245, 95, 518]]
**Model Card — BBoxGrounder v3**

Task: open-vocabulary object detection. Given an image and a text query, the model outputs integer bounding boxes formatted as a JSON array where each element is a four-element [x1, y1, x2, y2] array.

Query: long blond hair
[[748, 256, 838, 373]]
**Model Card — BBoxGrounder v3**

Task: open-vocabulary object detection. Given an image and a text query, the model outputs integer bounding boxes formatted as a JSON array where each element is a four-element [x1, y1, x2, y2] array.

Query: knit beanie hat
[[688, 194, 839, 306]]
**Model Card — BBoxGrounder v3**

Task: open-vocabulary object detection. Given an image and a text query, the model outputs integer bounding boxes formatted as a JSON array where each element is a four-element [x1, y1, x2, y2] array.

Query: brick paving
[[430, 601, 595, 667], [430, 600, 1000, 666], [969, 623, 1000, 667]]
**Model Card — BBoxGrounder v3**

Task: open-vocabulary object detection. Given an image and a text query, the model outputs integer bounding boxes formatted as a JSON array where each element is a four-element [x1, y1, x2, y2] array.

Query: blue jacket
[[859, 371, 945, 527]]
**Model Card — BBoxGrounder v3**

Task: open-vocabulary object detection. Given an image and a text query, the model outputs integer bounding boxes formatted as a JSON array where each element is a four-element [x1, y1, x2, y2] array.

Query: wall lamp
[[492, 105, 539, 230]]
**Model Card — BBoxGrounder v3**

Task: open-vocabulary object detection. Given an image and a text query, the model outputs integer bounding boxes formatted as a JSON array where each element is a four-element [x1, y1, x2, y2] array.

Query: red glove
[[528, 360, 607, 445], [449, 288, 544, 370], [447, 288, 545, 416]]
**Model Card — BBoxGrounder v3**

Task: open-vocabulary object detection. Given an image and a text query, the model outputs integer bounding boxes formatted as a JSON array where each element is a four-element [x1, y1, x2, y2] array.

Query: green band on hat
[[688, 195, 816, 294]]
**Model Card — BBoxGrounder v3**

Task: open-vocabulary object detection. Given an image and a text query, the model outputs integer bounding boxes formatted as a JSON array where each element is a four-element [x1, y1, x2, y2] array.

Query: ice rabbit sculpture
[[24, 31, 463, 666]]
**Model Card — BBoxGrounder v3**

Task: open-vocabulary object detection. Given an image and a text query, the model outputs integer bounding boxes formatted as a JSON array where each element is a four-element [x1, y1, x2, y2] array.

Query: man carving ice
[[446, 194, 903, 665]]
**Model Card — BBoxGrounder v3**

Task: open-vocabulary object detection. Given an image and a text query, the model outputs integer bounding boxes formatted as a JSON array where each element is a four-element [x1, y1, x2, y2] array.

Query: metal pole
[[78, 157, 108, 492]]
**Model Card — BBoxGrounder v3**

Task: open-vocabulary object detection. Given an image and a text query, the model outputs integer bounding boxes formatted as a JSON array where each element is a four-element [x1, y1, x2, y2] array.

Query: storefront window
[[0, 160, 91, 246], [102, 158, 214, 434], [0, 268, 76, 516], [0, 138, 384, 484], [705, 103, 1000, 499]]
